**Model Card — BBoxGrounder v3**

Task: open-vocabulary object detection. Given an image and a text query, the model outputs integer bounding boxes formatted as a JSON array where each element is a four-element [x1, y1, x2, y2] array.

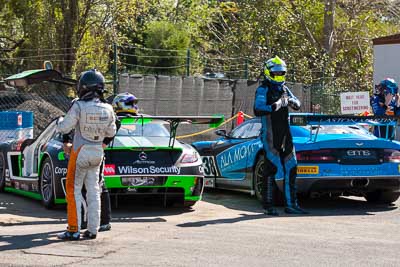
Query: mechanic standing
[[57, 69, 116, 240], [253, 56, 307, 215], [371, 78, 399, 138]]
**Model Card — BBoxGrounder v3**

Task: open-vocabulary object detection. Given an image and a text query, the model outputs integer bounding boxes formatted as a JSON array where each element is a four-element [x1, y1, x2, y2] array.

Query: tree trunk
[[323, 0, 335, 56]]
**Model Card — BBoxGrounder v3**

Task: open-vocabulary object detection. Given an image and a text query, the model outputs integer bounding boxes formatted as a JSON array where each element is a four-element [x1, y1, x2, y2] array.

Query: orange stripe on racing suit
[[66, 145, 82, 232]]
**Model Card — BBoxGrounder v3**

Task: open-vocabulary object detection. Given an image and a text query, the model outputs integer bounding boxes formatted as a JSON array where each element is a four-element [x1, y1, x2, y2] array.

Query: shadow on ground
[[0, 192, 192, 228], [202, 187, 398, 216]]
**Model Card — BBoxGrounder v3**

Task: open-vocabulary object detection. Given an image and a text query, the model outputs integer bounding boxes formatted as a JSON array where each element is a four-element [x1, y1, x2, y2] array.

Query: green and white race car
[[0, 68, 224, 208]]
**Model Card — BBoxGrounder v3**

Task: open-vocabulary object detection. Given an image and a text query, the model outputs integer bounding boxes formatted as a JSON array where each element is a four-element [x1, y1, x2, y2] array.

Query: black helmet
[[77, 69, 105, 98]]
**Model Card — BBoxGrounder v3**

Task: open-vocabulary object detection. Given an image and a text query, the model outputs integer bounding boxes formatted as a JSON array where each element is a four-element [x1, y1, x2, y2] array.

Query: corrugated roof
[[373, 33, 400, 45]]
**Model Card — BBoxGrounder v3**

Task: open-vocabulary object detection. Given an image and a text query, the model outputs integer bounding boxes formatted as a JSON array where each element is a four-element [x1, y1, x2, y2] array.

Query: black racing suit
[[253, 80, 301, 209]]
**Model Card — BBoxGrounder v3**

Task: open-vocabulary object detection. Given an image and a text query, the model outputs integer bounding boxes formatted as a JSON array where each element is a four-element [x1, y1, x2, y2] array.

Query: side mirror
[[215, 129, 227, 137]]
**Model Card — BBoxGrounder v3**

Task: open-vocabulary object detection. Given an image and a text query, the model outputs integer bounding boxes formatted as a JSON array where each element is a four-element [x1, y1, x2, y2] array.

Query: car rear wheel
[[40, 157, 55, 209], [0, 152, 5, 191], [365, 190, 400, 204]]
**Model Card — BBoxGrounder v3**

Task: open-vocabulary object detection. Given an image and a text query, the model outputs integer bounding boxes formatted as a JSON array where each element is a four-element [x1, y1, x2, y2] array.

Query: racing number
[[202, 156, 218, 177]]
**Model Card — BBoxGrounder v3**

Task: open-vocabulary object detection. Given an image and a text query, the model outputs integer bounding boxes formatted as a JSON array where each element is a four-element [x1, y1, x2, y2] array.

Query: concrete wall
[[119, 74, 308, 142]]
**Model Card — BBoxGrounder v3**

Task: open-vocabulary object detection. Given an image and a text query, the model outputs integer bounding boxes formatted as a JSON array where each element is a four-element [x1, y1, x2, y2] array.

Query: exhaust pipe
[[350, 178, 369, 188]]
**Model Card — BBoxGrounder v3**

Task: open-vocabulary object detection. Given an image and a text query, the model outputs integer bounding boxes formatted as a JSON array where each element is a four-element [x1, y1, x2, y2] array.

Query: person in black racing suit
[[253, 56, 307, 215]]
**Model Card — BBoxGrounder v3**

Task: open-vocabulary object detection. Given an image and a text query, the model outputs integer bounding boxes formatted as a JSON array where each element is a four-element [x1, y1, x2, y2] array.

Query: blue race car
[[192, 114, 400, 205]]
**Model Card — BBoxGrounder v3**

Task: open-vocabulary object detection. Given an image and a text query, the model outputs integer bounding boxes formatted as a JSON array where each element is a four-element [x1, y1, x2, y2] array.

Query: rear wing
[[4, 69, 76, 87], [290, 114, 398, 126], [119, 115, 225, 147], [289, 114, 399, 141]]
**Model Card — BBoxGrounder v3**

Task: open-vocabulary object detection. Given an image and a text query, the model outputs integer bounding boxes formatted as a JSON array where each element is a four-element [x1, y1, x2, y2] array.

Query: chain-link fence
[[0, 82, 73, 137]]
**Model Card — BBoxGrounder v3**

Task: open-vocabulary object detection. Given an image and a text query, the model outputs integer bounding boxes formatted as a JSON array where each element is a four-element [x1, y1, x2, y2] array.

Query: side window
[[230, 122, 254, 139], [243, 122, 261, 138]]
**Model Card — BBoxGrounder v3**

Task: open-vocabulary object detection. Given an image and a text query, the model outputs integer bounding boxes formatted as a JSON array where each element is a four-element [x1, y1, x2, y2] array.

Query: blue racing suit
[[253, 80, 301, 209], [371, 94, 400, 138]]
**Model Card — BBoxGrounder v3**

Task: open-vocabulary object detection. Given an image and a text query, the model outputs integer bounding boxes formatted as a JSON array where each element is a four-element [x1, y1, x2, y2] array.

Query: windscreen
[[117, 123, 170, 137]]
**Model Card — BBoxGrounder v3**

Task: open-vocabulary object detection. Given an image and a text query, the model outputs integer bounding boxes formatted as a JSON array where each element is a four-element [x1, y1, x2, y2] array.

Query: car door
[[214, 120, 261, 187]]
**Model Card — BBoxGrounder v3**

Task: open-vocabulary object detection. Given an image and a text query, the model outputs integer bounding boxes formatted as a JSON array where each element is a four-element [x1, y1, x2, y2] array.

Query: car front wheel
[[253, 155, 264, 202], [365, 190, 400, 204], [40, 157, 55, 209]]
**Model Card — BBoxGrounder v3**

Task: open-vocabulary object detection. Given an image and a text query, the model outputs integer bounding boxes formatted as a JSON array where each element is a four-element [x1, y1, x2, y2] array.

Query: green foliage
[[135, 21, 190, 75], [0, 0, 400, 104]]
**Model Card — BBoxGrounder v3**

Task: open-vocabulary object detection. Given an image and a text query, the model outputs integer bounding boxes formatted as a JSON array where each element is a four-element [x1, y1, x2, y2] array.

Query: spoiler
[[290, 114, 398, 127], [4, 69, 77, 87], [119, 115, 225, 147]]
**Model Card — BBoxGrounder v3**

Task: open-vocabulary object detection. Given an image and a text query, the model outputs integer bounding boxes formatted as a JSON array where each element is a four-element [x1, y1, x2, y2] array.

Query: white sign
[[340, 92, 370, 114]]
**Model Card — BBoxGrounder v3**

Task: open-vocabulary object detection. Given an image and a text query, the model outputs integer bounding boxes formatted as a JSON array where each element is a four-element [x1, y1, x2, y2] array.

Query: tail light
[[296, 149, 336, 162], [180, 152, 200, 163], [383, 149, 400, 162]]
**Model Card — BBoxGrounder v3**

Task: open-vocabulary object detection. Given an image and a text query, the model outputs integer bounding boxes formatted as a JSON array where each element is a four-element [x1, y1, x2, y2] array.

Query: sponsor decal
[[297, 166, 319, 174], [132, 159, 156, 165], [104, 164, 116, 176], [54, 167, 68, 176], [14, 181, 20, 189], [118, 165, 181, 175], [17, 114, 22, 126], [139, 151, 147, 161], [218, 143, 258, 170]]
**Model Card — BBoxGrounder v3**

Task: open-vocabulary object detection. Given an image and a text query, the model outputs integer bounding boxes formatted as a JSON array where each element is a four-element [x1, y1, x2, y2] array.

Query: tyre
[[183, 200, 197, 208], [365, 190, 400, 204], [0, 152, 5, 191], [40, 157, 55, 209], [253, 155, 264, 202], [253, 155, 284, 206]]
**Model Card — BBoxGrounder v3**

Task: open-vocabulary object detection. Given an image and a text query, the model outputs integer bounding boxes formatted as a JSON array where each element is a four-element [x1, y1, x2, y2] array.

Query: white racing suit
[[57, 98, 116, 234]]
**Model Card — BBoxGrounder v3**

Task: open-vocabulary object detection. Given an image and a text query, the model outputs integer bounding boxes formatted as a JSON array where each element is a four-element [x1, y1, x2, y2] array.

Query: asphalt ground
[[0, 189, 399, 267]]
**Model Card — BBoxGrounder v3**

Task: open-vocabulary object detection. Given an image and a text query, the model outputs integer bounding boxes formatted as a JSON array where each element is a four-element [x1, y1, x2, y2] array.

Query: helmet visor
[[123, 95, 138, 106]]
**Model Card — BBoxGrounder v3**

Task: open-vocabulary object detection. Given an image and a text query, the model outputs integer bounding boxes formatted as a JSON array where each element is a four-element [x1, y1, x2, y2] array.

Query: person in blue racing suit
[[371, 78, 399, 138], [253, 56, 307, 215]]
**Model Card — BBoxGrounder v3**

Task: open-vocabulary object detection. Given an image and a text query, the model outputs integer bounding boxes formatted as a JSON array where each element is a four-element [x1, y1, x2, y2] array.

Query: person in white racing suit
[[254, 56, 307, 215], [57, 69, 116, 240]]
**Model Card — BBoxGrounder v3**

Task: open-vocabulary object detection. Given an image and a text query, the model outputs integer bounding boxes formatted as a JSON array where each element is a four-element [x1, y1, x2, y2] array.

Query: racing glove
[[288, 97, 301, 110], [272, 97, 288, 112]]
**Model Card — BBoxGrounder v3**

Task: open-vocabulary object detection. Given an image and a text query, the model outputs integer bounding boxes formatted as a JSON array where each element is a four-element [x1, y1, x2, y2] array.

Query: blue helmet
[[379, 78, 398, 95]]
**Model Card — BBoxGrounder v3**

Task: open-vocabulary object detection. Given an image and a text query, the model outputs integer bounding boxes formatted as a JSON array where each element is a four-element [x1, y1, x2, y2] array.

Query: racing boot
[[57, 231, 80, 241], [264, 207, 279, 216], [82, 230, 97, 239], [284, 206, 308, 215], [98, 223, 111, 232]]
